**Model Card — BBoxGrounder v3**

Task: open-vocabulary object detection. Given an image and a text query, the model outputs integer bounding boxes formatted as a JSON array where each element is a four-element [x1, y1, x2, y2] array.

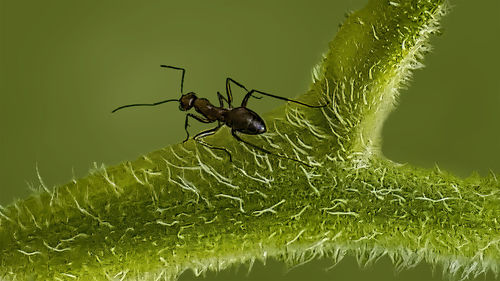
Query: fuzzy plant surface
[[1, 0, 499, 280]]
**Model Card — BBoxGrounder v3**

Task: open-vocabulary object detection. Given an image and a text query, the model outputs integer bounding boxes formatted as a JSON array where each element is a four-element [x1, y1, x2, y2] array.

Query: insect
[[112, 65, 328, 166]]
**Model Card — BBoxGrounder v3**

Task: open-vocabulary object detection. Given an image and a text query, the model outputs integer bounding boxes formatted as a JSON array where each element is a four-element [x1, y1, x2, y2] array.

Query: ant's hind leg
[[241, 89, 328, 108], [194, 125, 233, 162], [241, 90, 265, 108], [230, 130, 273, 155], [226, 78, 263, 107], [231, 130, 312, 168], [183, 113, 213, 143]]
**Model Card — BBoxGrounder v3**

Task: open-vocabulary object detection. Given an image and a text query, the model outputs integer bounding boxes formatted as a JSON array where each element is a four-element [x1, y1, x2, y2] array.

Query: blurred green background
[[0, 0, 498, 280]]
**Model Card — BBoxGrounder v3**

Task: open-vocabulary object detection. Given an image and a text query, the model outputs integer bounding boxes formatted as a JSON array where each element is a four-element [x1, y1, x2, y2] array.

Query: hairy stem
[[1, 0, 499, 280]]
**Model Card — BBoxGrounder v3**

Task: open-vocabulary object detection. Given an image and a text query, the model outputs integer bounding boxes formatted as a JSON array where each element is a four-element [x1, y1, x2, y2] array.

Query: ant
[[112, 65, 328, 167]]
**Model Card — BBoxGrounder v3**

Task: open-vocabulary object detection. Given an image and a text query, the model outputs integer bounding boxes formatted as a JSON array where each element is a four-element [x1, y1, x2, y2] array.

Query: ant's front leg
[[183, 113, 214, 143]]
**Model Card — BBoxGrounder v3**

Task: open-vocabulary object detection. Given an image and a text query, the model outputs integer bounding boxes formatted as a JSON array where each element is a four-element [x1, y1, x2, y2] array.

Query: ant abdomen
[[225, 107, 266, 135]]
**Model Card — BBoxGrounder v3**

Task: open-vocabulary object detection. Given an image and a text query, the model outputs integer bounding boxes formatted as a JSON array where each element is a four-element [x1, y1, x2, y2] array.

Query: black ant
[[112, 65, 328, 167]]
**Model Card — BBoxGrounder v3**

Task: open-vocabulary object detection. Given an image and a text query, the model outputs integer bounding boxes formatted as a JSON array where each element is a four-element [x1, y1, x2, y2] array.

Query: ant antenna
[[160, 65, 185, 94], [111, 99, 178, 113], [111, 65, 187, 113]]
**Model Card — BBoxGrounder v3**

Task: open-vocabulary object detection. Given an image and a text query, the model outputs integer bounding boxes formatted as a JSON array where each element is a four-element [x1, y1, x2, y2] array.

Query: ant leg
[[217, 91, 229, 108], [230, 130, 312, 168], [193, 125, 233, 161], [225, 78, 247, 107], [226, 78, 263, 108], [231, 129, 273, 154], [241, 89, 328, 108], [160, 65, 186, 94], [183, 113, 214, 143], [241, 91, 255, 107]]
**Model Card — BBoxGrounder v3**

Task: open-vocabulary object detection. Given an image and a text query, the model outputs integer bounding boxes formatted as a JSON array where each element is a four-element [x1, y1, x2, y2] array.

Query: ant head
[[179, 92, 197, 111]]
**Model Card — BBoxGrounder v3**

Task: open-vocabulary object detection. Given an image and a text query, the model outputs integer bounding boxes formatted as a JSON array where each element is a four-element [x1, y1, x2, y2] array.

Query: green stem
[[1, 0, 499, 280]]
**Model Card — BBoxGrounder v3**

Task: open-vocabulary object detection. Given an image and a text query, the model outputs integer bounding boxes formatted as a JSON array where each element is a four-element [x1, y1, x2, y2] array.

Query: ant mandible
[[112, 65, 328, 167]]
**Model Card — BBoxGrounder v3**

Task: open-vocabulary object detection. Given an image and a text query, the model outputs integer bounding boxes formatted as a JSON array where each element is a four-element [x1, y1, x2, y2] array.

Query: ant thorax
[[193, 98, 228, 122]]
